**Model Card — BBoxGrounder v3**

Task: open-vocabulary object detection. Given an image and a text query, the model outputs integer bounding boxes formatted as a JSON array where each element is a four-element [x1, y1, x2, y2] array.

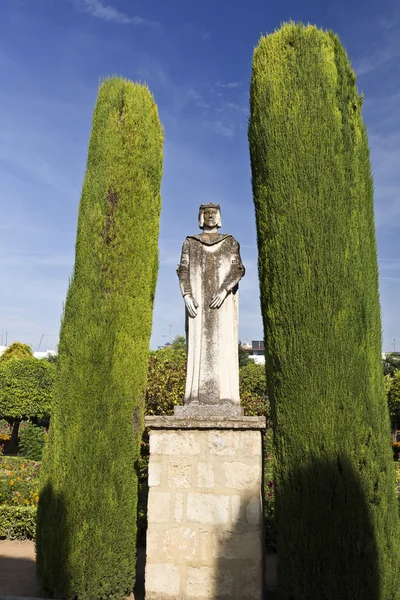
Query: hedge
[[36, 78, 163, 600], [0, 505, 36, 539], [249, 22, 400, 599]]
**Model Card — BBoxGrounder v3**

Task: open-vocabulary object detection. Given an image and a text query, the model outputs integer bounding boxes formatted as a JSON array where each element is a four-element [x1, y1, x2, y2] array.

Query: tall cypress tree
[[249, 23, 400, 599], [36, 78, 163, 600]]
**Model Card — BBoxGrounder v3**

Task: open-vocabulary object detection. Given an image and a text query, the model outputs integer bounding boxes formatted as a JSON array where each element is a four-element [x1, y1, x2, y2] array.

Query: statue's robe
[[177, 233, 245, 407]]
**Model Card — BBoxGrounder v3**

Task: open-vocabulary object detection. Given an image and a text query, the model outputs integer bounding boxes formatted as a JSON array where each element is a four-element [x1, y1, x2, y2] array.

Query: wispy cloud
[[216, 81, 242, 89], [204, 119, 236, 138], [353, 10, 400, 76], [72, 0, 159, 27]]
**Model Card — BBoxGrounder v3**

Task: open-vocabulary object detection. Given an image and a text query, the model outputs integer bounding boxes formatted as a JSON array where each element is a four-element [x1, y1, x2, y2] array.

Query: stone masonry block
[[246, 495, 262, 525], [164, 526, 197, 559], [208, 430, 239, 456], [197, 461, 215, 488], [231, 494, 241, 525], [186, 566, 233, 597], [174, 492, 184, 523], [212, 530, 261, 560], [168, 458, 192, 488], [150, 431, 200, 455], [233, 564, 263, 599], [187, 493, 230, 524], [223, 462, 260, 491], [241, 430, 262, 457], [148, 461, 162, 487], [145, 563, 180, 596], [147, 491, 170, 523]]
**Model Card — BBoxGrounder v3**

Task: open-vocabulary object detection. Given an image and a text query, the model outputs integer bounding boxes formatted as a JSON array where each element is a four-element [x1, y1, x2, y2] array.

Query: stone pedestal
[[144, 416, 266, 600]]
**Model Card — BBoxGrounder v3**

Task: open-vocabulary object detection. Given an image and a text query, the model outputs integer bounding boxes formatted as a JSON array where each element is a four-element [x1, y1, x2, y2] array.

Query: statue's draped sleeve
[[177, 238, 192, 297], [221, 239, 245, 293]]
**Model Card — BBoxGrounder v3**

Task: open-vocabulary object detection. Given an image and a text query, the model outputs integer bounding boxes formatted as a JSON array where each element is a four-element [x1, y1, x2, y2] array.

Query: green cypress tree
[[249, 23, 400, 599], [36, 78, 163, 600]]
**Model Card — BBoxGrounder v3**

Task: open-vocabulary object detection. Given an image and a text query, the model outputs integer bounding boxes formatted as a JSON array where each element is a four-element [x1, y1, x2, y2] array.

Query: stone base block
[[174, 403, 244, 418], [144, 417, 266, 599]]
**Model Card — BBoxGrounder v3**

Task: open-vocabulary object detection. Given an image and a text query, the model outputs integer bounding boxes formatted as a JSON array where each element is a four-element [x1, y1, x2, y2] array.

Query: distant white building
[[0, 345, 56, 360], [241, 340, 265, 365]]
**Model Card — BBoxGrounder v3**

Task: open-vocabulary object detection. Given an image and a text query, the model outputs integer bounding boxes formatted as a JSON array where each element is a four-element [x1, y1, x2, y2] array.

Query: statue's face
[[202, 207, 219, 228]]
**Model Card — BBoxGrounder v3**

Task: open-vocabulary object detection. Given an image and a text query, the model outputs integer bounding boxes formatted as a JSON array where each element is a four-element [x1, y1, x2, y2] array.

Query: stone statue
[[175, 203, 245, 416]]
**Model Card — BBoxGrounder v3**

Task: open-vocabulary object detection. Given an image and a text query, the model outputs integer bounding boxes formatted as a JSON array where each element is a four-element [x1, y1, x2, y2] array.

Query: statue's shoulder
[[187, 233, 233, 246]]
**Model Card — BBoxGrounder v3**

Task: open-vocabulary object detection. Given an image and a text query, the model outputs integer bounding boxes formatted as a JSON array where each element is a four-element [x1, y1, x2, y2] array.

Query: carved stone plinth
[[144, 416, 266, 600]]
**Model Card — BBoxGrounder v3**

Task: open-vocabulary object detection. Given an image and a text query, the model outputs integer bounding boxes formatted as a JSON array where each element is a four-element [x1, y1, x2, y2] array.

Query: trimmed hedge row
[[0, 505, 36, 539]]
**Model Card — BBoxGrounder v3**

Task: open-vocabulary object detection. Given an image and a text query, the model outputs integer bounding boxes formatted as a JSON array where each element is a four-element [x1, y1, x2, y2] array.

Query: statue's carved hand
[[184, 295, 199, 318], [210, 288, 228, 309]]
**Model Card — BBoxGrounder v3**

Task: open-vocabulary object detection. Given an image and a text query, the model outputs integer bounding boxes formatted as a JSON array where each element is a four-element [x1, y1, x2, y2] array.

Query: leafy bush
[[0, 357, 55, 419], [0, 456, 40, 507], [388, 371, 400, 419], [19, 423, 47, 461], [146, 347, 186, 415], [0, 457, 39, 539], [0, 505, 37, 539], [0, 342, 33, 364], [0, 419, 11, 454], [239, 362, 269, 417]]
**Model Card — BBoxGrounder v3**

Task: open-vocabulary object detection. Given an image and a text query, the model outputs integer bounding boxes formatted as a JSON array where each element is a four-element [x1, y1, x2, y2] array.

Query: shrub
[[36, 78, 163, 600], [0, 358, 55, 419], [0, 342, 33, 364], [239, 362, 269, 417], [0, 505, 37, 539], [249, 22, 400, 598], [0, 456, 40, 507], [19, 423, 47, 461], [0, 419, 11, 442], [146, 347, 186, 415]]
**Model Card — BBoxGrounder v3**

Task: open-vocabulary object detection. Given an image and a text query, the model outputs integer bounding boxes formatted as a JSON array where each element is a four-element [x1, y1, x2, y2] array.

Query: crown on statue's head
[[199, 203, 221, 211]]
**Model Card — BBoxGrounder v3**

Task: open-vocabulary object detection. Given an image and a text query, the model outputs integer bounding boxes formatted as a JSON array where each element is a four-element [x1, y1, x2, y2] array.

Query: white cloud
[[72, 0, 159, 27]]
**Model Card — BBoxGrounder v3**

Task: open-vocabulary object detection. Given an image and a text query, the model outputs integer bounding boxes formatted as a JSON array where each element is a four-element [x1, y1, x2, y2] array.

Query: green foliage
[[146, 347, 186, 415], [383, 353, 400, 377], [388, 371, 400, 419], [0, 358, 55, 419], [239, 362, 269, 417], [249, 22, 400, 598], [36, 78, 163, 600], [19, 423, 47, 461], [263, 431, 276, 550], [169, 335, 186, 352], [238, 342, 252, 367], [0, 505, 37, 539], [0, 456, 40, 507], [0, 342, 33, 363]]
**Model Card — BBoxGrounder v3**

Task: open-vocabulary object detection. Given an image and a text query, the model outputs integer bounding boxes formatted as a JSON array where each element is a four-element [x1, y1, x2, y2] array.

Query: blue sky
[[0, 0, 399, 352]]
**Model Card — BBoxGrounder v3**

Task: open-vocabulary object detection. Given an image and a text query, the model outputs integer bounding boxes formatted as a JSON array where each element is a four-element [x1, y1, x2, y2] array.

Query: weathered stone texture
[[145, 426, 264, 599]]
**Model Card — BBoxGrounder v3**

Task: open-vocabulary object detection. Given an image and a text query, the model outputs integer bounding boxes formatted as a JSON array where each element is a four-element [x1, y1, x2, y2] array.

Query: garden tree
[[249, 23, 400, 599], [383, 352, 400, 377], [388, 371, 400, 437], [238, 341, 253, 367], [36, 78, 163, 600], [0, 357, 55, 453], [0, 342, 33, 363], [169, 334, 186, 352]]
